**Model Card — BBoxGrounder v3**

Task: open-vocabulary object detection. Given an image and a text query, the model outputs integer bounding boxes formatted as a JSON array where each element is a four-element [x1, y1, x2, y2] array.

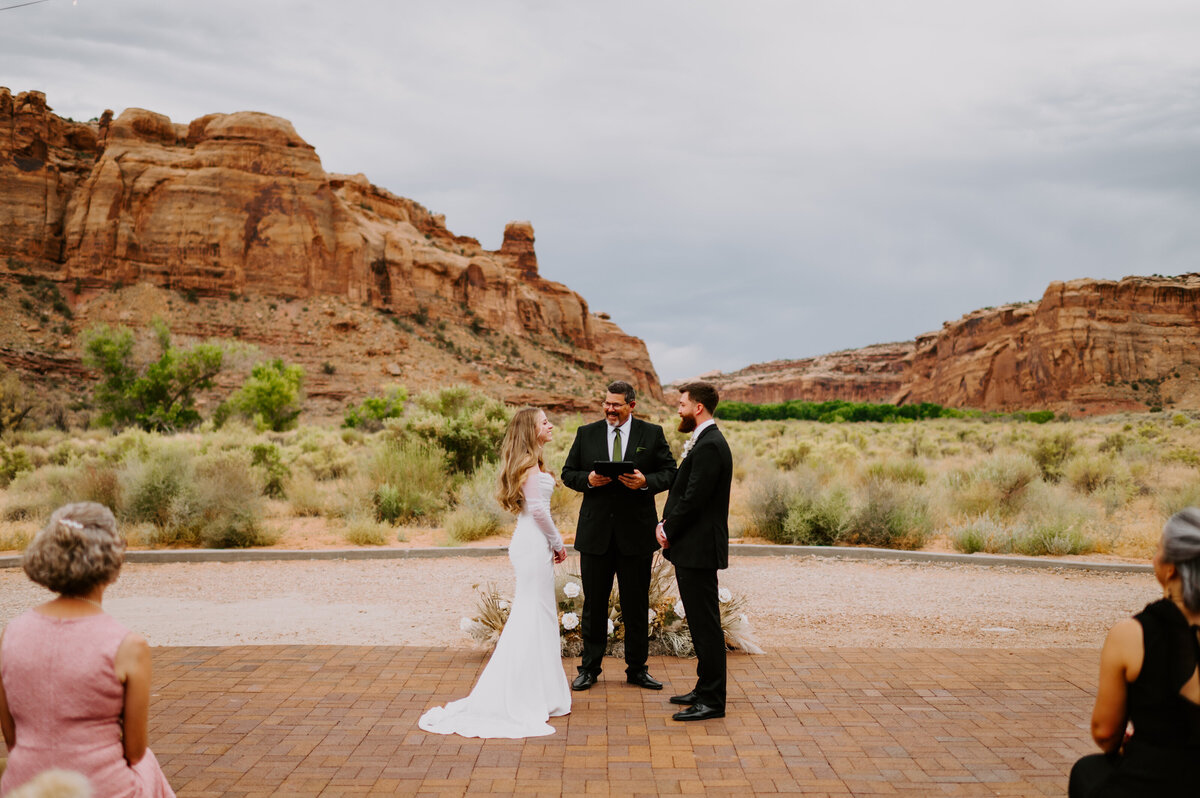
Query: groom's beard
[[677, 414, 697, 433]]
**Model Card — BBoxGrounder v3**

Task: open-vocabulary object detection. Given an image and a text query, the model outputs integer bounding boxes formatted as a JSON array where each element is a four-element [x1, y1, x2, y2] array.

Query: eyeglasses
[[602, 402, 628, 410]]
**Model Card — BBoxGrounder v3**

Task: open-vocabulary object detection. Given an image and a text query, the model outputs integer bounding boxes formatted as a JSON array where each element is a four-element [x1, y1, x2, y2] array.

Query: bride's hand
[[553, 548, 568, 564]]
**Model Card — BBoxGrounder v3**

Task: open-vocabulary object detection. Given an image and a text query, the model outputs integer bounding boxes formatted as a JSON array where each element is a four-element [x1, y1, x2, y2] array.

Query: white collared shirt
[[607, 415, 633, 460], [689, 418, 715, 442]]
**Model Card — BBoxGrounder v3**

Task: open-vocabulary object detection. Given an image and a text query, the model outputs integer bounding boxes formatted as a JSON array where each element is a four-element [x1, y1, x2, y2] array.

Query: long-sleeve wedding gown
[[418, 470, 571, 738]]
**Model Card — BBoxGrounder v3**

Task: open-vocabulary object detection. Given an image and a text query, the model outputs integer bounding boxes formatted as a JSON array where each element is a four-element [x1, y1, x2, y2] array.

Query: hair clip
[[59, 518, 84, 530]]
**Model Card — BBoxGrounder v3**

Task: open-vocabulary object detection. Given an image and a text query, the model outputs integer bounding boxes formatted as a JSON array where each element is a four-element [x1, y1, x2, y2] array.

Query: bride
[[418, 407, 571, 738]]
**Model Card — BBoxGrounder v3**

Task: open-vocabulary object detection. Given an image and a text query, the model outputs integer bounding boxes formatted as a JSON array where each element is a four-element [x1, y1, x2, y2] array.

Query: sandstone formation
[[0, 88, 662, 411], [693, 275, 1200, 415]]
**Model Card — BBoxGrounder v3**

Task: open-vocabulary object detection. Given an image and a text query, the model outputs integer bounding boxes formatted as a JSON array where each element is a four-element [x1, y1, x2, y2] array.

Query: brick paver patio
[[131, 646, 1097, 796]]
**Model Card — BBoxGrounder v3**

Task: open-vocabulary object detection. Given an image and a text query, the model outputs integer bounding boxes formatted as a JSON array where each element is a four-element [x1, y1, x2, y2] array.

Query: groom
[[561, 380, 677, 691], [656, 381, 732, 721]]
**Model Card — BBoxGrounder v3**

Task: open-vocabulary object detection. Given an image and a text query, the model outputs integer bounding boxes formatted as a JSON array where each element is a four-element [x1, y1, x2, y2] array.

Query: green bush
[[1065, 454, 1116, 494], [229, 359, 305, 432], [343, 386, 408, 431], [405, 386, 510, 474], [368, 439, 447, 524], [343, 516, 391, 545], [188, 452, 274, 548], [773, 442, 811, 471], [949, 514, 1012, 554], [249, 442, 290, 498], [840, 481, 933, 550], [781, 487, 850, 545], [3, 465, 80, 522], [1031, 431, 1076, 482], [0, 445, 33, 487], [865, 459, 927, 485], [445, 464, 508, 543], [949, 453, 1039, 517]]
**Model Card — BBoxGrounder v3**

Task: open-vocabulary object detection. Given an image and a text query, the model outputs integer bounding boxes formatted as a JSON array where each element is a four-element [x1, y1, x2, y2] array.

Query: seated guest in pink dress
[[0, 502, 175, 798]]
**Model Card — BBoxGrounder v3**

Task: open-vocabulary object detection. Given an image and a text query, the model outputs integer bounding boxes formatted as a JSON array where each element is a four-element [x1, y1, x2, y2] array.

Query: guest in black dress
[[1069, 507, 1200, 797]]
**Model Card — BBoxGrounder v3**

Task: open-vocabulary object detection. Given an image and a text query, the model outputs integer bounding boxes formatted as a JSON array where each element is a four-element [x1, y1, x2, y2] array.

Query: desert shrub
[[2, 465, 80, 522], [367, 439, 447, 524], [405, 386, 510, 474], [293, 437, 355, 480], [343, 516, 391, 545], [948, 514, 1016, 554], [781, 487, 850, 545], [948, 453, 1039, 517], [0, 444, 33, 487], [744, 470, 795, 540], [774, 442, 811, 471], [249, 442, 290, 498], [1163, 448, 1200, 468], [1158, 481, 1200, 518], [119, 442, 194, 528], [169, 451, 273, 548], [0, 366, 37, 435], [0, 523, 32, 551], [1013, 517, 1095, 556], [284, 471, 327, 516], [1065, 454, 1117, 494], [229, 359, 305, 432], [865, 459, 927, 485], [445, 464, 508, 543], [1098, 432, 1128, 454], [343, 386, 408, 431], [840, 481, 933, 550], [75, 460, 122, 510], [1031, 431, 1076, 482]]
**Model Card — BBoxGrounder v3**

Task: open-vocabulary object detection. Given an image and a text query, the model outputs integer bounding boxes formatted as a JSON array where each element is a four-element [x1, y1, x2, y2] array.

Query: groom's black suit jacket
[[561, 417, 677, 556], [661, 424, 732, 570]]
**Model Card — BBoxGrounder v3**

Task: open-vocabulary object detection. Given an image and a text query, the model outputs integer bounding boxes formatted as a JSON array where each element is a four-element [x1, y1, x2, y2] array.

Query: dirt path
[[0, 553, 1157, 650]]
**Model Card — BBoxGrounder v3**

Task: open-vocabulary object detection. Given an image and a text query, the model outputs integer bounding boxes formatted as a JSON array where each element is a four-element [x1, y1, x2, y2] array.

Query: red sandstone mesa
[[692, 274, 1200, 416], [0, 88, 661, 404]]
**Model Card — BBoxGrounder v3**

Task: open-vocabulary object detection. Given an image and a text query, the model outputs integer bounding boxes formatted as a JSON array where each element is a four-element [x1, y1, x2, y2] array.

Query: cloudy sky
[[4, 1, 1200, 382]]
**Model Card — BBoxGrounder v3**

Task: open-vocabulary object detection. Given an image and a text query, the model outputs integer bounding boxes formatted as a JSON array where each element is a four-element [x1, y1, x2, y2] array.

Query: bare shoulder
[[1103, 617, 1144, 660]]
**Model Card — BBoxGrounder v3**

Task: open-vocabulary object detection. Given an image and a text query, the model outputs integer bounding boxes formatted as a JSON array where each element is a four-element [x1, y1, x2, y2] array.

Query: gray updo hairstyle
[[22, 502, 126, 596], [1161, 507, 1200, 613]]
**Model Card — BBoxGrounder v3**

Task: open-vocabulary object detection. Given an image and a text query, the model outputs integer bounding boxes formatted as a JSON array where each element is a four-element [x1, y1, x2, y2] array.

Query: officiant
[[561, 380, 677, 691]]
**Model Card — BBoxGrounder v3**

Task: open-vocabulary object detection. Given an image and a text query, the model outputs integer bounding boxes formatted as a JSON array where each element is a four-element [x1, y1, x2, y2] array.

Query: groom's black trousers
[[674, 564, 726, 709], [579, 544, 652, 676]]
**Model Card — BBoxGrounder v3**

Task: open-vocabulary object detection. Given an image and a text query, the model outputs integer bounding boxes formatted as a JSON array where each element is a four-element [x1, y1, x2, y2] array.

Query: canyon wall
[[0, 88, 661, 405]]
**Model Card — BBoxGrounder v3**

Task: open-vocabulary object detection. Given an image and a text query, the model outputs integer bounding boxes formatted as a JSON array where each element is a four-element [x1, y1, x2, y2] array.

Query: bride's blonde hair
[[497, 407, 547, 514]]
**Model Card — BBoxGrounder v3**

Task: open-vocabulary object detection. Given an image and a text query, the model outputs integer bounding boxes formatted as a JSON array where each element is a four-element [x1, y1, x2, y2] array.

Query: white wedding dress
[[418, 470, 571, 738]]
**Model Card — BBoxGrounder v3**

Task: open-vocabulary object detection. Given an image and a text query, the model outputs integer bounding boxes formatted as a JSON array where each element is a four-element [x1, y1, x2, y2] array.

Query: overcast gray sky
[[4, 1, 1200, 382]]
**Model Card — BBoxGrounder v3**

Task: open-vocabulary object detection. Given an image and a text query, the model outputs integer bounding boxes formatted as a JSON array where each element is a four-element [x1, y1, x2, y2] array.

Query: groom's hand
[[553, 548, 568, 564], [655, 522, 669, 548], [617, 469, 647, 490]]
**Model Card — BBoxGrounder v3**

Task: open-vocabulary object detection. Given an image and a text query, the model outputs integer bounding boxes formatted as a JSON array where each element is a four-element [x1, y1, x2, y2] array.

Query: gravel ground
[[0, 554, 1158, 650]]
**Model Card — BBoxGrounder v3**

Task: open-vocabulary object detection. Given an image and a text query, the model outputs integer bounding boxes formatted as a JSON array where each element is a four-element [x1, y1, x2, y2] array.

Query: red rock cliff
[[0, 88, 662, 403], [693, 274, 1200, 415]]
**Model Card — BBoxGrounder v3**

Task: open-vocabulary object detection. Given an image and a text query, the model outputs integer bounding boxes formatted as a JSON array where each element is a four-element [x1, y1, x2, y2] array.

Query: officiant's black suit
[[661, 423, 733, 711], [561, 417, 676, 677]]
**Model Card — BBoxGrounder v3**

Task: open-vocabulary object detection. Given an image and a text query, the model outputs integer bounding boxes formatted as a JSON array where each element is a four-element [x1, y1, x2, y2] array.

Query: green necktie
[[612, 428, 622, 461]]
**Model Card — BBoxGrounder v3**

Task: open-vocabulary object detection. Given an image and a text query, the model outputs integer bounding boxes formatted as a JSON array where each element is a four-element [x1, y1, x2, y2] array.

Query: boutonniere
[[636, 446, 647, 454], [681, 436, 696, 459]]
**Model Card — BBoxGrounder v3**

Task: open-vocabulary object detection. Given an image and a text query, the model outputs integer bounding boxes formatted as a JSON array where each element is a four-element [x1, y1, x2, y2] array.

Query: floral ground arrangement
[[459, 554, 763, 657], [2, 378, 1200, 560]]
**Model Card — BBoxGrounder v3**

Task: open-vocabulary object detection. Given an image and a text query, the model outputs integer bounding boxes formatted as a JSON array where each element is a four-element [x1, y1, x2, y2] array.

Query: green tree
[[405, 385, 510, 474], [231, 359, 305, 431], [343, 386, 408, 431], [81, 321, 225, 432]]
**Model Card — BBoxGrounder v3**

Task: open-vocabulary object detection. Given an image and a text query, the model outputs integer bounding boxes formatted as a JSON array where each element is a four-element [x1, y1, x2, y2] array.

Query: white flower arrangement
[[461, 554, 762, 657]]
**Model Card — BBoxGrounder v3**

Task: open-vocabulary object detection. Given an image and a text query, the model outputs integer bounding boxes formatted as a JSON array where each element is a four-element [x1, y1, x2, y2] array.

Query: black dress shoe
[[672, 703, 725, 721], [669, 690, 698, 705], [626, 671, 663, 690], [571, 671, 599, 691]]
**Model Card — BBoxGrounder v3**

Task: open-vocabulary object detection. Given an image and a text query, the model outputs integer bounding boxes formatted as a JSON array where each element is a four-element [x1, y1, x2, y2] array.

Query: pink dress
[[0, 610, 175, 798]]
